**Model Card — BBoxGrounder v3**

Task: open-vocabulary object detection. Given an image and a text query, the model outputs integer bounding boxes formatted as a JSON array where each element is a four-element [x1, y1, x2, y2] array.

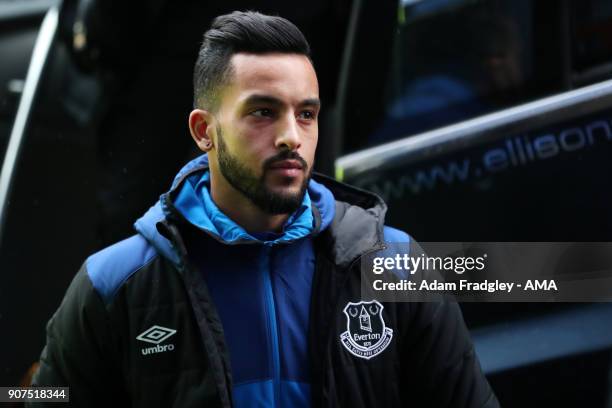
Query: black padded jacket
[[29, 170, 499, 408]]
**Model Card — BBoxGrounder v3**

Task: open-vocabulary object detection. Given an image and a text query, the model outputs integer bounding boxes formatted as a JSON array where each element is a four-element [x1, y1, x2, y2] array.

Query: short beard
[[215, 126, 311, 215]]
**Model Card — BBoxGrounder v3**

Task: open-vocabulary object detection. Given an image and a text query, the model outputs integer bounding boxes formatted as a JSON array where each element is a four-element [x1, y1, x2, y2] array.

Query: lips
[[268, 160, 304, 170], [267, 159, 305, 179]]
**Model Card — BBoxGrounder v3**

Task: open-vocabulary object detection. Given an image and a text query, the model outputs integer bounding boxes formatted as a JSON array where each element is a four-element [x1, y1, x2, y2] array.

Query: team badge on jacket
[[340, 300, 393, 360]]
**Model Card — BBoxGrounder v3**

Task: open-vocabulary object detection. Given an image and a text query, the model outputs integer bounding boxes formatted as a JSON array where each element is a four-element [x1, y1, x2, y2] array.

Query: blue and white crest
[[340, 300, 393, 360]]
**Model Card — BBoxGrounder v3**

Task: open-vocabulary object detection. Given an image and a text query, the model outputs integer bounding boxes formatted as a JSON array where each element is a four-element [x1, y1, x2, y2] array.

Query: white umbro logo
[[137, 325, 176, 355], [136, 325, 176, 344]]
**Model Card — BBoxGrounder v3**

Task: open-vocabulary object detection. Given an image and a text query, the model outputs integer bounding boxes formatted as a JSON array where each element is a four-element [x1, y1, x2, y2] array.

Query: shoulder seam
[[107, 252, 159, 303]]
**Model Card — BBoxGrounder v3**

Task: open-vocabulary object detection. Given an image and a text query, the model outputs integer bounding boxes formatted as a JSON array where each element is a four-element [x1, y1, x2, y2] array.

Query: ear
[[189, 109, 215, 152]]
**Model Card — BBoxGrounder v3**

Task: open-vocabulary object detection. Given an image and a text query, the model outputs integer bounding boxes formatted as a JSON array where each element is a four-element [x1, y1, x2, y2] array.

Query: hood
[[308, 175, 389, 269], [134, 154, 337, 265]]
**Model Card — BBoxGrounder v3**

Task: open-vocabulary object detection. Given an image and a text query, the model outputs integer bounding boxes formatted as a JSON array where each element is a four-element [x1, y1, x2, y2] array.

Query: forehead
[[224, 52, 319, 103]]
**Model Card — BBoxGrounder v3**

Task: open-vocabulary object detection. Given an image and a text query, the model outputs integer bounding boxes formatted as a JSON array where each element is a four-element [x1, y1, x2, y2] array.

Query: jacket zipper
[[261, 244, 281, 406], [159, 220, 233, 407]]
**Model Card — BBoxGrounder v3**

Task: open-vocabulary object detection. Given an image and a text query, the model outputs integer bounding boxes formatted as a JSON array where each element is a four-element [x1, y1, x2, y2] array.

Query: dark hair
[[193, 11, 311, 110]]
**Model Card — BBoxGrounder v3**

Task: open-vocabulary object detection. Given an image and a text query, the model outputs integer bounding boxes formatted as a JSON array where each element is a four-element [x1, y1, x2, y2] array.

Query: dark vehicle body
[[1, 0, 612, 406]]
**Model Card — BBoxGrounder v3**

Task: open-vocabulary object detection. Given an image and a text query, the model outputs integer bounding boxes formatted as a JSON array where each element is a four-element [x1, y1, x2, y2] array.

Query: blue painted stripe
[[261, 246, 281, 406], [86, 235, 157, 304], [472, 303, 612, 374]]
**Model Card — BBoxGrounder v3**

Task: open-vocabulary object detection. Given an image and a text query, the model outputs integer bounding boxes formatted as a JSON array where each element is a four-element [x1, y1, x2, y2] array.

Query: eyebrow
[[243, 94, 321, 109], [301, 98, 322, 108]]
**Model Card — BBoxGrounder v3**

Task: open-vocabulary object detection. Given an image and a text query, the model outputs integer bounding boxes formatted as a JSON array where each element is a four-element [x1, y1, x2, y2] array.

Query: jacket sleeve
[[27, 265, 125, 407], [400, 239, 500, 408]]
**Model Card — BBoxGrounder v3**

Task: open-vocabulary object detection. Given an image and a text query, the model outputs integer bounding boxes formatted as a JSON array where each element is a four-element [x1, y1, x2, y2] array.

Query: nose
[[274, 112, 301, 151]]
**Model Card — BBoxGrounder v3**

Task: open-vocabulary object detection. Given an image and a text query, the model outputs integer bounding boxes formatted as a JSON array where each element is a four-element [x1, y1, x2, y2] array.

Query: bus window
[[370, 0, 548, 146], [572, 0, 612, 85], [340, 0, 607, 153]]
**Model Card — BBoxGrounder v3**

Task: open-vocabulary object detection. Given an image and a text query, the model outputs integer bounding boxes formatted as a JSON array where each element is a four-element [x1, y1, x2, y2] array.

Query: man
[[31, 11, 498, 407]]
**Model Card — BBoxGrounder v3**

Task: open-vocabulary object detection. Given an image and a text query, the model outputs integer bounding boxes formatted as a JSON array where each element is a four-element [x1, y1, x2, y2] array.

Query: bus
[[1, 0, 612, 405]]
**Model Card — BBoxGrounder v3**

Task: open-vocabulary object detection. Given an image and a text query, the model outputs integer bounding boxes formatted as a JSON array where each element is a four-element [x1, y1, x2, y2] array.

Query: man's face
[[210, 53, 320, 214]]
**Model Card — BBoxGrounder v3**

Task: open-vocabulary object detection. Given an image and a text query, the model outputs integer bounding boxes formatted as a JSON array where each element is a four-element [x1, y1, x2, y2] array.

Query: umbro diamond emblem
[[137, 325, 176, 355]]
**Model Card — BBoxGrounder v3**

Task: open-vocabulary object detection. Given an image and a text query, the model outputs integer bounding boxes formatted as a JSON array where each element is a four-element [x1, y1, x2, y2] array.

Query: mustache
[[263, 150, 308, 171]]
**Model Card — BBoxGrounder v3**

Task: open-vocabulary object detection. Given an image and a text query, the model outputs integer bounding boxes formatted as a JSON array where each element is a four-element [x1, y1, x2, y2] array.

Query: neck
[[209, 166, 290, 233]]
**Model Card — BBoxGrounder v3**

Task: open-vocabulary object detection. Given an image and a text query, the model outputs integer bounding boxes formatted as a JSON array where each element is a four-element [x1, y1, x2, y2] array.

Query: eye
[[298, 110, 317, 120], [250, 108, 274, 118]]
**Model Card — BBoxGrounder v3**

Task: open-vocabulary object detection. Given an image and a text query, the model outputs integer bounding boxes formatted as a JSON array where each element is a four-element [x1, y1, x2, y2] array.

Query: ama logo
[[340, 300, 393, 360]]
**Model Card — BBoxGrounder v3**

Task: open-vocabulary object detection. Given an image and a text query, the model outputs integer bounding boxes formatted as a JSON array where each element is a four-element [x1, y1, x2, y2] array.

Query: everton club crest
[[340, 300, 393, 360]]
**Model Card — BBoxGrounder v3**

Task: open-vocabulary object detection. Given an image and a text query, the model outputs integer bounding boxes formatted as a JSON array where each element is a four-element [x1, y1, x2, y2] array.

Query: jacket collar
[[309, 174, 388, 269], [135, 154, 387, 268], [175, 169, 317, 245]]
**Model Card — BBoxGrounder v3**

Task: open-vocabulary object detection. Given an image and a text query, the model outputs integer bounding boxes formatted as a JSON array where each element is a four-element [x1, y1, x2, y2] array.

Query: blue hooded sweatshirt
[[136, 154, 336, 407]]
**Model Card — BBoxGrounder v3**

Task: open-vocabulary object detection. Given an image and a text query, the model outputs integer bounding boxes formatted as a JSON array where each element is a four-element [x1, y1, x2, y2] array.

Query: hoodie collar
[[173, 170, 314, 245], [135, 154, 339, 265]]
